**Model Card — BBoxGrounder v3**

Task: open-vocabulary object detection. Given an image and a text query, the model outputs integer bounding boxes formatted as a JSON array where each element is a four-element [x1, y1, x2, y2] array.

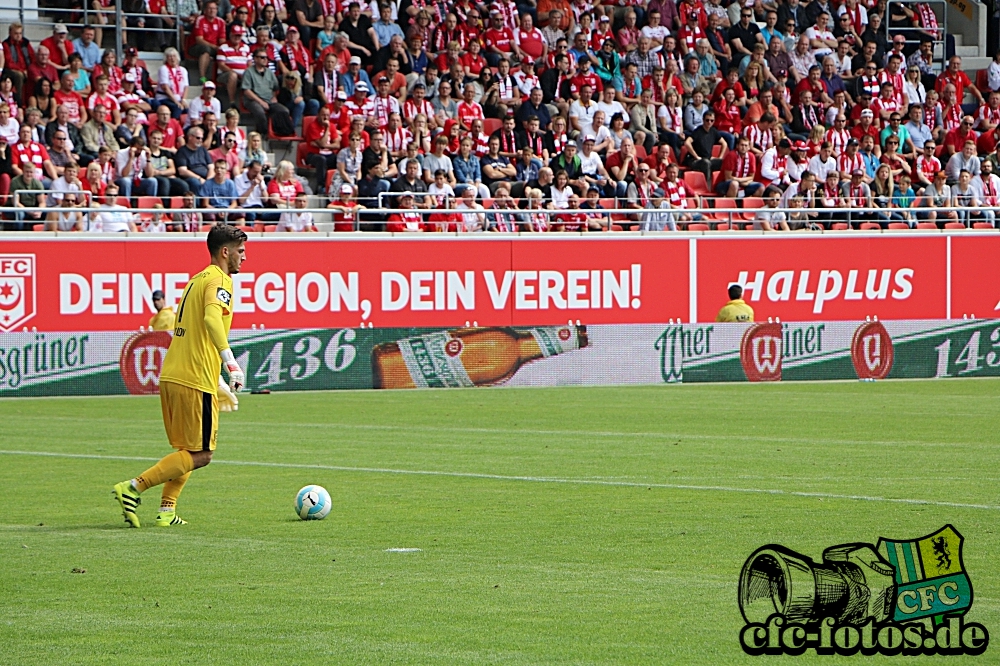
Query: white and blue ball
[[295, 485, 332, 521]]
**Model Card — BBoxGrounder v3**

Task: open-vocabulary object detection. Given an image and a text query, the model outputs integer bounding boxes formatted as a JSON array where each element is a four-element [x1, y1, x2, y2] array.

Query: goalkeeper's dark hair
[[207, 224, 247, 257], [728, 284, 743, 300]]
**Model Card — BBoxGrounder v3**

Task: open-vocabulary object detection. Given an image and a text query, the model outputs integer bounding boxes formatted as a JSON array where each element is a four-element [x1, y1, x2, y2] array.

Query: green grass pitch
[[1, 380, 998, 664]]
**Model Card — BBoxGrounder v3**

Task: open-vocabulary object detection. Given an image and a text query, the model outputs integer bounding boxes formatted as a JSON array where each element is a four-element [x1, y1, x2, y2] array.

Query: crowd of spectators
[[2, 0, 1000, 231]]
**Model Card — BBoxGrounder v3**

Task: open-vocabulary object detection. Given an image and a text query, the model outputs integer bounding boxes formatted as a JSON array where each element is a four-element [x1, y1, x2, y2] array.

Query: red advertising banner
[[696, 236, 948, 322], [0, 237, 690, 332], [950, 236, 1000, 320], [0, 234, 990, 332]]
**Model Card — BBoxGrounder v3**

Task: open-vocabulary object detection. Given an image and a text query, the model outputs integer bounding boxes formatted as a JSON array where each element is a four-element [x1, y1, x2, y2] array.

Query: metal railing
[[885, 0, 948, 76]]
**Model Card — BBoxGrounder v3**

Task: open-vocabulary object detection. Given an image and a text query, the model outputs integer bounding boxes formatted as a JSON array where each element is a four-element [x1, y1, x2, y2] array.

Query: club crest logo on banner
[[118, 330, 173, 395], [852, 321, 894, 379], [0, 254, 36, 332], [740, 323, 782, 382]]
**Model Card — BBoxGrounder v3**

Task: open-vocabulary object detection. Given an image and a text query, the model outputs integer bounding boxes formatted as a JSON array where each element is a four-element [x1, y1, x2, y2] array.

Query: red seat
[[916, 222, 938, 229], [296, 117, 317, 168], [683, 170, 711, 196], [831, 222, 850, 230], [976, 69, 990, 93], [706, 196, 736, 222], [972, 222, 995, 229], [740, 197, 764, 220], [268, 117, 302, 142], [610, 224, 624, 231], [32, 223, 44, 231], [887, 222, 909, 229], [860, 222, 882, 230], [634, 144, 647, 161], [711, 144, 722, 158], [136, 195, 162, 221], [199, 223, 215, 231], [944, 222, 966, 229], [482, 118, 502, 136], [688, 222, 710, 231], [714, 223, 731, 230]]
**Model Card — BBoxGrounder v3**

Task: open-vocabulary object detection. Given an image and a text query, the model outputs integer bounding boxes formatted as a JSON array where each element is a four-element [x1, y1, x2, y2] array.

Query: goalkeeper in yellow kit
[[113, 225, 248, 527]]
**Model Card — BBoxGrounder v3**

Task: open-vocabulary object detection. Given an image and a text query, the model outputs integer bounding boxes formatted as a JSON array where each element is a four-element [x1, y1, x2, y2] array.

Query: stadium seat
[[860, 222, 882, 230], [268, 117, 301, 143], [296, 116, 317, 168], [916, 222, 938, 229], [683, 170, 711, 196], [831, 222, 850, 230], [972, 222, 995, 229], [944, 222, 966, 229], [199, 224, 214, 231], [711, 144, 722, 158], [170, 196, 186, 210], [887, 222, 909, 229], [688, 223, 710, 231], [976, 69, 990, 93], [714, 223, 731, 230], [740, 197, 764, 220], [635, 144, 647, 161], [482, 118, 502, 136], [136, 196, 162, 221], [706, 197, 736, 223], [32, 223, 43, 231]]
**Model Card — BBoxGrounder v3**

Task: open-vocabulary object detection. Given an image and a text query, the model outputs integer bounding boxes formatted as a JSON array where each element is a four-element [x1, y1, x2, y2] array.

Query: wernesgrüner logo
[[738, 525, 988, 656]]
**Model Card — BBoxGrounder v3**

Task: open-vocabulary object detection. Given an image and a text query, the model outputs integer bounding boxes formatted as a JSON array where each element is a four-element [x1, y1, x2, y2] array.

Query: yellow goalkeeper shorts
[[160, 380, 218, 452]]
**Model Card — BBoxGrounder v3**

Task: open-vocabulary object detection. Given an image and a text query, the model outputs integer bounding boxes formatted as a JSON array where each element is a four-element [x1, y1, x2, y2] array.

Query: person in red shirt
[[713, 87, 742, 136], [303, 104, 341, 195], [2, 23, 34, 98], [943, 115, 977, 158], [514, 13, 547, 63], [570, 57, 602, 97], [151, 104, 184, 150], [39, 24, 73, 72], [935, 56, 984, 107], [191, 0, 227, 83], [217, 24, 251, 104], [483, 11, 516, 67], [11, 124, 56, 182], [87, 74, 121, 127], [386, 192, 426, 232], [328, 182, 360, 231], [554, 193, 587, 232], [716, 135, 762, 197], [456, 83, 484, 131], [460, 39, 488, 81], [54, 71, 87, 127], [431, 13, 466, 55], [851, 108, 879, 143], [28, 46, 60, 95]]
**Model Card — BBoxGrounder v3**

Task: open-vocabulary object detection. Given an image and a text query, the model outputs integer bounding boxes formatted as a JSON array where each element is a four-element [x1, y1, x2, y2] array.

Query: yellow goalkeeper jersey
[[715, 299, 755, 323], [160, 264, 234, 394]]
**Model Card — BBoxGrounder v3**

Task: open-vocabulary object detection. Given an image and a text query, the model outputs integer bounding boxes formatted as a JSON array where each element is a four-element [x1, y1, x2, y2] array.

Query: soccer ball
[[295, 485, 332, 521]]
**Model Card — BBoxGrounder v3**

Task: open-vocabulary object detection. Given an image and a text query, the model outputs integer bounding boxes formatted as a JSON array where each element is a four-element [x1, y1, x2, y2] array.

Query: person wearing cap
[[217, 24, 252, 104], [40, 24, 74, 73], [343, 81, 376, 129], [149, 290, 176, 331], [339, 55, 373, 97], [116, 71, 152, 118], [241, 46, 294, 136], [187, 80, 222, 129]]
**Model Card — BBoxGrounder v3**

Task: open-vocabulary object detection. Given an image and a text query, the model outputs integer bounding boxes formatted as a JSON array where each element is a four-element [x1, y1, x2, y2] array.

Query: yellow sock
[[160, 472, 191, 513], [134, 450, 195, 493]]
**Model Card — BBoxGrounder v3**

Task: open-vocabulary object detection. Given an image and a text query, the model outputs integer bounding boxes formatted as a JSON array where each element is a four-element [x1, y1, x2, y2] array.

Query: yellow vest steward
[[716, 298, 755, 323]]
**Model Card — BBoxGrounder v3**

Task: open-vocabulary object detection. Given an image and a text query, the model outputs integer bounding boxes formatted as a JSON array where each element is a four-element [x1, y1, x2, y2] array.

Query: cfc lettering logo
[[118, 331, 172, 395], [217, 288, 232, 306], [0, 254, 36, 332], [852, 321, 894, 380], [740, 323, 782, 382]]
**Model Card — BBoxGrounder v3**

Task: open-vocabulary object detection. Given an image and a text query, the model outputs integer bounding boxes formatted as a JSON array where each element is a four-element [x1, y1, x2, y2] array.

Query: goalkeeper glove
[[217, 375, 239, 412], [220, 348, 245, 393]]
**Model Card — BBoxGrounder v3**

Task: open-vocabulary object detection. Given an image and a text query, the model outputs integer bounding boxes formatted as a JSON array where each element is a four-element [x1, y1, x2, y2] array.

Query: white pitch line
[[1, 449, 997, 512], [385, 548, 422, 553]]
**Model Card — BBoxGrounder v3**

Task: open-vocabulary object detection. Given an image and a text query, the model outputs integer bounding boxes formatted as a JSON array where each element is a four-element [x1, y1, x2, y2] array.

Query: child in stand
[[277, 191, 318, 231], [142, 203, 168, 232], [171, 191, 202, 231], [328, 183, 361, 231], [428, 169, 456, 207]]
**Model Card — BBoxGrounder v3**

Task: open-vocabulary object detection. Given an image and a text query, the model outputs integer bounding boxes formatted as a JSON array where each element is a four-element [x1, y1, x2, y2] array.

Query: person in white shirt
[[233, 160, 273, 224], [760, 139, 793, 187], [0, 103, 20, 144], [46, 190, 86, 231], [90, 183, 138, 231], [454, 187, 486, 232], [807, 141, 837, 182], [805, 13, 837, 58], [115, 136, 159, 200], [277, 191, 318, 231], [753, 186, 791, 230], [596, 85, 628, 127], [187, 80, 221, 128], [569, 84, 599, 135]]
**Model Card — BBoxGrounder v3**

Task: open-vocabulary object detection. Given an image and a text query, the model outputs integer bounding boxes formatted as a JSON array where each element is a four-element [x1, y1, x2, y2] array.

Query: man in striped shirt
[[217, 25, 251, 106]]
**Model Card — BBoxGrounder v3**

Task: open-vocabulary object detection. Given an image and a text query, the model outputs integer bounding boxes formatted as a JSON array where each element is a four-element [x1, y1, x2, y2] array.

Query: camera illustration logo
[[738, 525, 988, 656]]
